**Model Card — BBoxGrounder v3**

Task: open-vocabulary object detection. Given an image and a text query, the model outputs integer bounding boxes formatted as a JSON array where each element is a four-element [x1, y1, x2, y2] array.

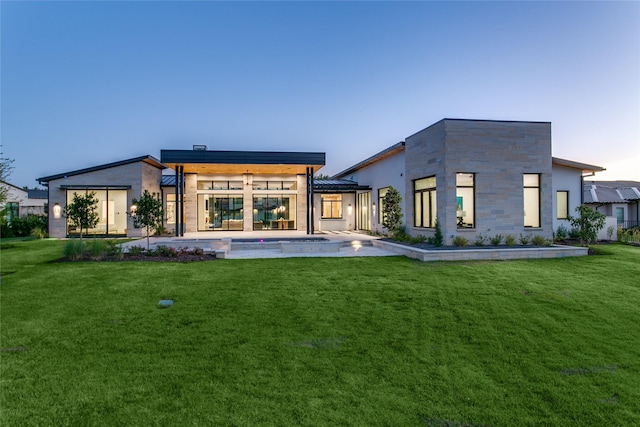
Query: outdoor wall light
[[347, 204, 353, 215], [53, 203, 62, 219], [129, 204, 137, 216]]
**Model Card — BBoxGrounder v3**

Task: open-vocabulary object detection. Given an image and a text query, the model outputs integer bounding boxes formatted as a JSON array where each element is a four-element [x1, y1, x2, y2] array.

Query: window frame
[[556, 190, 569, 220], [414, 176, 437, 228], [456, 172, 475, 229], [321, 194, 343, 219], [523, 173, 541, 228]]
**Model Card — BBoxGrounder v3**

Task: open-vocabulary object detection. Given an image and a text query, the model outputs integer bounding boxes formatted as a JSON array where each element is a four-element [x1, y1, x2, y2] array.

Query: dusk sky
[[2, 1, 638, 188]]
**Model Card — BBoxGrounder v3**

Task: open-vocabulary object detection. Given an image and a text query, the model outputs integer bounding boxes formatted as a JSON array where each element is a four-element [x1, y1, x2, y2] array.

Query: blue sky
[[2, 1, 639, 187]]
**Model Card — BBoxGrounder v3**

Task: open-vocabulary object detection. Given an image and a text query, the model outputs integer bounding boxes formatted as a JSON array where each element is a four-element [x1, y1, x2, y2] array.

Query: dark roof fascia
[[313, 184, 371, 193], [59, 185, 132, 190], [552, 157, 605, 173], [37, 155, 165, 184], [332, 142, 405, 179], [161, 150, 325, 166]]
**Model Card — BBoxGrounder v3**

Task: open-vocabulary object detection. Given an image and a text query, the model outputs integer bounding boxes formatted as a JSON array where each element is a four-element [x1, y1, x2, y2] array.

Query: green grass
[[1, 240, 639, 426]]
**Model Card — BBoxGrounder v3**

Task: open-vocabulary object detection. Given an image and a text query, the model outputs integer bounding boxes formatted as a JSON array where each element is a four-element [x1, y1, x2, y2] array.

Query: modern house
[[584, 181, 640, 229], [37, 119, 605, 243], [0, 181, 48, 222]]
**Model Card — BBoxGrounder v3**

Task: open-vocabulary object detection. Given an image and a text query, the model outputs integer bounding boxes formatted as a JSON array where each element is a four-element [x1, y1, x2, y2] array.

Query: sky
[[2, 1, 639, 188]]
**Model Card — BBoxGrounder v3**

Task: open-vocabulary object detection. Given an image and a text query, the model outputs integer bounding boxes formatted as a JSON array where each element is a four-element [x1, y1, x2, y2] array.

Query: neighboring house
[[37, 118, 605, 242], [0, 181, 48, 221], [584, 181, 640, 229]]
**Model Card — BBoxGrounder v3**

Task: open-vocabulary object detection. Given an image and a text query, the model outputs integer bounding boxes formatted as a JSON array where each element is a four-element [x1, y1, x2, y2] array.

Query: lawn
[[1, 239, 639, 426]]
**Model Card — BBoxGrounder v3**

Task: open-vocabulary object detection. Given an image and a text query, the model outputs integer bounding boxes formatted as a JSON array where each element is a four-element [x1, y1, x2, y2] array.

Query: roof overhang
[[552, 157, 605, 175], [161, 150, 325, 175], [332, 142, 404, 179], [38, 155, 165, 184]]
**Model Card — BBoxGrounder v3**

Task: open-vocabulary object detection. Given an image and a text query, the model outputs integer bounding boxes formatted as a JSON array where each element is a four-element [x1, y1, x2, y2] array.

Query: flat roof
[[161, 149, 326, 175]]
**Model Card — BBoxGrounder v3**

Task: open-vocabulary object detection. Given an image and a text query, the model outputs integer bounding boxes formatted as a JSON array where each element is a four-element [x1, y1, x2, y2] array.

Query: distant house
[[37, 118, 606, 243], [584, 181, 640, 229], [0, 181, 48, 222]]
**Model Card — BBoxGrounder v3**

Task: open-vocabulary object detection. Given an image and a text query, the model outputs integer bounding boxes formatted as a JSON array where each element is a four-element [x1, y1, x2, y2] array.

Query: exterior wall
[[46, 161, 163, 238], [342, 150, 406, 233], [297, 174, 308, 233], [0, 184, 28, 217], [551, 164, 584, 233], [314, 192, 356, 231], [406, 120, 553, 245]]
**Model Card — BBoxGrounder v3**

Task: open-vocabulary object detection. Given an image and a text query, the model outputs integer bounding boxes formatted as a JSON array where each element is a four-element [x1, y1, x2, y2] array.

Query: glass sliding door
[[66, 189, 128, 236], [198, 195, 243, 231], [253, 195, 297, 230]]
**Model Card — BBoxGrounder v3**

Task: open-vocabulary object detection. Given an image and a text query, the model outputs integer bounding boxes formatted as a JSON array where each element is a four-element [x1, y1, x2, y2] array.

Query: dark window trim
[[414, 176, 437, 228], [556, 190, 569, 220]]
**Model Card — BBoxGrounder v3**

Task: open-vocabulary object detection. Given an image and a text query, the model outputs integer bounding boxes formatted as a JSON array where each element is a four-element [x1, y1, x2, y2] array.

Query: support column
[[309, 170, 314, 234], [175, 167, 179, 236]]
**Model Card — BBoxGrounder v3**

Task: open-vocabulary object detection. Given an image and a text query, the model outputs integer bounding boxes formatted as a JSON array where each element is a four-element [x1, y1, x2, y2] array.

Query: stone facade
[[405, 119, 553, 245]]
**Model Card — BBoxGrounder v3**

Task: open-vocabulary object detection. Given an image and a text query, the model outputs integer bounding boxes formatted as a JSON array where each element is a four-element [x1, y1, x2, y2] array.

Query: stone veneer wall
[[47, 161, 163, 238], [405, 119, 553, 245]]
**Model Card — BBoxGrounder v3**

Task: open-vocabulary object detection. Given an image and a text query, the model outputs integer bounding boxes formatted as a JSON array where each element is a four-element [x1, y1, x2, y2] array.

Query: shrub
[[474, 234, 486, 246], [519, 234, 531, 245], [30, 227, 47, 239], [433, 217, 444, 247], [607, 225, 615, 241], [87, 239, 108, 258], [489, 234, 503, 245], [452, 236, 469, 247], [127, 245, 145, 256], [63, 240, 85, 260], [569, 227, 581, 239], [505, 234, 517, 246], [567, 205, 606, 246], [104, 240, 123, 258], [555, 225, 569, 241], [532, 235, 549, 246], [153, 245, 177, 257]]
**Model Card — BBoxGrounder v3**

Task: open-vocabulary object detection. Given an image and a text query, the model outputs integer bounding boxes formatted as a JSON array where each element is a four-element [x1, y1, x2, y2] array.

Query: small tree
[[0, 147, 15, 224], [64, 191, 99, 242], [130, 190, 164, 250], [382, 186, 403, 236], [433, 217, 444, 247], [567, 204, 606, 246]]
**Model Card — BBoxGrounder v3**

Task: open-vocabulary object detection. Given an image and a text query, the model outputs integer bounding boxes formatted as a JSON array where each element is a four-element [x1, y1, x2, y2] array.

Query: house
[[0, 181, 48, 222], [37, 119, 605, 242], [333, 119, 605, 245], [584, 181, 640, 229]]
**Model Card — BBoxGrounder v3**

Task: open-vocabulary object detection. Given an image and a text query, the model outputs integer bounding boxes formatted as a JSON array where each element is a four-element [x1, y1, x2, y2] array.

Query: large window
[[65, 189, 128, 236], [358, 192, 371, 231], [197, 180, 243, 190], [321, 194, 342, 219], [456, 173, 475, 228], [253, 195, 297, 230], [378, 187, 389, 223], [414, 176, 437, 228], [252, 181, 296, 191], [556, 191, 569, 219], [523, 174, 541, 227]]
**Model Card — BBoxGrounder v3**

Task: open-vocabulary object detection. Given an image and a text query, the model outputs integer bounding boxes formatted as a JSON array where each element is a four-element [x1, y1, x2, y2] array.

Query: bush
[[30, 227, 47, 239], [556, 224, 569, 241], [63, 240, 85, 260], [433, 218, 444, 247], [519, 234, 531, 245], [567, 205, 606, 246], [127, 245, 145, 256], [452, 236, 469, 247], [569, 227, 581, 239], [532, 235, 550, 246], [152, 245, 177, 257], [88, 239, 108, 258], [474, 234, 486, 246], [489, 234, 503, 245], [504, 234, 517, 246]]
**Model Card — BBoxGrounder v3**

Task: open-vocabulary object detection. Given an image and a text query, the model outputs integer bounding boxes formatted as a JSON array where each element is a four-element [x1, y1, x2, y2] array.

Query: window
[[252, 181, 296, 191], [166, 194, 176, 224], [198, 195, 244, 231], [556, 191, 569, 219], [523, 174, 541, 227], [378, 187, 389, 223], [358, 192, 371, 231], [253, 195, 297, 230], [616, 207, 624, 225], [65, 189, 127, 236], [5, 202, 19, 222], [197, 180, 243, 190], [321, 194, 342, 219], [456, 173, 475, 228], [414, 176, 437, 228]]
